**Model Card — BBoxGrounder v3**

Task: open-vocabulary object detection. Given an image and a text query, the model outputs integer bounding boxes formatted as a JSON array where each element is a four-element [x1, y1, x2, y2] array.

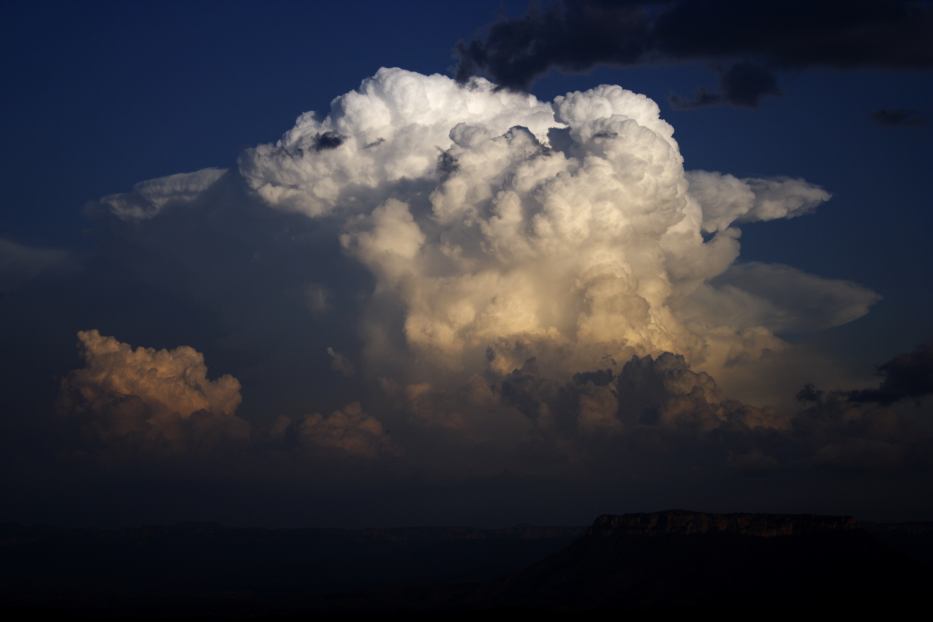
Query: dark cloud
[[313, 131, 345, 151], [776, 343, 933, 472], [669, 88, 722, 110], [672, 62, 781, 109], [0, 237, 71, 293], [488, 346, 933, 486], [871, 108, 927, 127], [849, 342, 933, 404], [498, 352, 778, 449], [651, 0, 933, 68], [456, 0, 933, 107], [455, 1, 652, 89]]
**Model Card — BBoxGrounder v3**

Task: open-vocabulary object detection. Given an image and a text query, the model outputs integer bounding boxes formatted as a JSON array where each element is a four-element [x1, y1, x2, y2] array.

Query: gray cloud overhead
[[455, 1, 933, 107]]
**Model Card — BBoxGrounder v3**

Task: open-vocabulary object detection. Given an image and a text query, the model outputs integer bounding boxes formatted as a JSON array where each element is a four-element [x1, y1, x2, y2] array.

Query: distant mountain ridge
[[2, 512, 932, 614], [488, 510, 932, 609], [588, 510, 858, 538]]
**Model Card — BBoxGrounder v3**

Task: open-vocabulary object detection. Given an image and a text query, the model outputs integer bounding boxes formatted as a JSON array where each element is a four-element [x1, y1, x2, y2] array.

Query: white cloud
[[687, 171, 830, 233], [98, 167, 226, 221], [239, 68, 556, 217], [709, 262, 881, 332], [235, 67, 872, 385]]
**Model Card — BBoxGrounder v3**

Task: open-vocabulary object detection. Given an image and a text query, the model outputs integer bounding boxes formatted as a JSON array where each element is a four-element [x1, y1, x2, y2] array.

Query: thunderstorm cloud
[[37, 67, 930, 522], [237, 68, 873, 386]]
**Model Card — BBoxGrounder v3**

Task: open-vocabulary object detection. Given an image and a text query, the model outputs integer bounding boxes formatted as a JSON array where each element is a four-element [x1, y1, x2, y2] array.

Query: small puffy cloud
[[97, 167, 226, 221], [295, 402, 395, 458], [687, 171, 830, 233], [0, 237, 70, 293], [59, 330, 248, 448]]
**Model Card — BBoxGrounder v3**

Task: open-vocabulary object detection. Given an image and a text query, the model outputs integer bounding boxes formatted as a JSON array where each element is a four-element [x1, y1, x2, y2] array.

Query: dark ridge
[[2, 515, 932, 614], [0, 522, 581, 616], [588, 509, 858, 537], [488, 510, 931, 610]]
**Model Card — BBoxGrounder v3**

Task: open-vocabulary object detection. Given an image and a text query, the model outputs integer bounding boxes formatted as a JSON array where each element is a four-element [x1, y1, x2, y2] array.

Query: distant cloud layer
[[455, 0, 933, 107]]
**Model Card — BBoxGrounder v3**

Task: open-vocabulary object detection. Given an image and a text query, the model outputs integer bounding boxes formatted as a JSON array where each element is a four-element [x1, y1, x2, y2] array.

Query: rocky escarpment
[[588, 510, 858, 538]]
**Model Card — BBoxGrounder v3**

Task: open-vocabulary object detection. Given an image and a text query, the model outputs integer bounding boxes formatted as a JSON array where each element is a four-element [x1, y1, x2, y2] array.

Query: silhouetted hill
[[485, 510, 933, 609], [0, 522, 580, 617], [863, 520, 933, 567], [2, 512, 931, 616]]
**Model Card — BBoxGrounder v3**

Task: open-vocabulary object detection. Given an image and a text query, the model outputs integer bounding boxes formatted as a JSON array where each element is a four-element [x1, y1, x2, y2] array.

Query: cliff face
[[588, 510, 859, 538]]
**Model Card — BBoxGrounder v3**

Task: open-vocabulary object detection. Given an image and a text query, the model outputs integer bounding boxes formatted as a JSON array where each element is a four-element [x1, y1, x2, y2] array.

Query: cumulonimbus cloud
[[235, 68, 875, 386], [68, 68, 895, 475]]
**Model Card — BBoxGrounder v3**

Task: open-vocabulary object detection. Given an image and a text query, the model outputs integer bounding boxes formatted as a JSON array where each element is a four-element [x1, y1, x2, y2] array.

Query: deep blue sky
[[3, 0, 931, 369]]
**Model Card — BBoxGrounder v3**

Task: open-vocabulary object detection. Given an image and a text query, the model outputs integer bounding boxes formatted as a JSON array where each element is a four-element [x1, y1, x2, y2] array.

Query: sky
[[1, 0, 932, 527]]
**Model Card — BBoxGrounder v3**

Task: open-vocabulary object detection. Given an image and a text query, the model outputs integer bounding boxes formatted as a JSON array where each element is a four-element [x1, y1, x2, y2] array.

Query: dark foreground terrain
[[2, 510, 931, 616]]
